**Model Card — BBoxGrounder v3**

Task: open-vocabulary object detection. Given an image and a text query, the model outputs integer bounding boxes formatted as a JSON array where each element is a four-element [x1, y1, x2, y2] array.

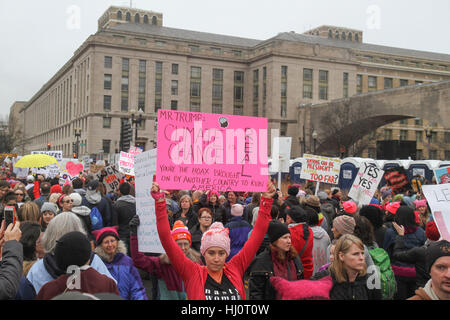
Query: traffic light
[[73, 153, 77, 159], [120, 120, 132, 152], [47, 142, 51, 151]]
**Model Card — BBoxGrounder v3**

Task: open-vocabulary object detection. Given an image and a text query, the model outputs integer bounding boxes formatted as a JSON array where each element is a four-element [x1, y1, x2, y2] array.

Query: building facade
[[16, 6, 450, 160]]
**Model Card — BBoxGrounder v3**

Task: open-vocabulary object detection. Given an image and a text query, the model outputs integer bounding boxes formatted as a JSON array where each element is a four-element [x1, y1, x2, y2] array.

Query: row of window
[[383, 129, 450, 144], [116, 10, 158, 25], [328, 30, 359, 42]]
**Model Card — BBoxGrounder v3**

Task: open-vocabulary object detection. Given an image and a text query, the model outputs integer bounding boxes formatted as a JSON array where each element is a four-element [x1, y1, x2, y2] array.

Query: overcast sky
[[1, 0, 449, 118]]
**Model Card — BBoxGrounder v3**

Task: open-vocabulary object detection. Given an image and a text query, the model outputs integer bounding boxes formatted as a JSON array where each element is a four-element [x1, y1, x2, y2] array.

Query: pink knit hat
[[413, 199, 427, 208], [342, 201, 357, 215], [231, 204, 244, 217], [200, 222, 230, 256]]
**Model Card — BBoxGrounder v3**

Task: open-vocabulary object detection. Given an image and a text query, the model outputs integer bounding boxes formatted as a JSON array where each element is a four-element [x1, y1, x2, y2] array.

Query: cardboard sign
[[271, 137, 292, 173], [300, 154, 341, 184], [119, 151, 135, 176], [421, 184, 450, 241], [134, 149, 165, 253], [156, 110, 268, 192], [383, 167, 411, 194], [31, 150, 63, 162], [434, 166, 450, 184], [348, 163, 384, 206], [95, 165, 123, 193]]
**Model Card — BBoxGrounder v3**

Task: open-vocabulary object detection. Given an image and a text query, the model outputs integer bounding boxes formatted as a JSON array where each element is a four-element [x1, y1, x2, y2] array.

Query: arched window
[[126, 12, 131, 22], [152, 16, 157, 25], [342, 32, 346, 40], [328, 30, 333, 38], [135, 13, 140, 23], [144, 15, 149, 24], [348, 32, 352, 41], [355, 33, 359, 42], [117, 11, 122, 20], [335, 31, 340, 39]]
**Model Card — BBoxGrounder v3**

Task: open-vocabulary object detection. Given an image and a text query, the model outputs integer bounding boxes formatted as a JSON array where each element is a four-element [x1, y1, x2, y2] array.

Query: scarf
[[423, 279, 440, 300]]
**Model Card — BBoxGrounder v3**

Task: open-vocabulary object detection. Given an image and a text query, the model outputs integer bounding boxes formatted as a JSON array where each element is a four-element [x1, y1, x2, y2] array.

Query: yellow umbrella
[[14, 154, 57, 168]]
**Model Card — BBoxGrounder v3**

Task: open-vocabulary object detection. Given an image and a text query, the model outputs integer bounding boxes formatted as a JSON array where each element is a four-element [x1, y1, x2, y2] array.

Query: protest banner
[[156, 109, 268, 192], [119, 151, 135, 176], [348, 163, 384, 206], [95, 165, 122, 193], [31, 150, 63, 162], [421, 184, 450, 241], [383, 167, 411, 194], [434, 166, 450, 184], [134, 149, 165, 253], [300, 154, 341, 185]]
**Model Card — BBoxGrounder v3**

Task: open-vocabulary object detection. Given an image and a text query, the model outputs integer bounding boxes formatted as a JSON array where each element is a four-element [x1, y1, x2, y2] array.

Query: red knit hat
[[425, 221, 441, 241], [50, 184, 62, 194], [171, 220, 191, 245], [92, 226, 119, 245], [386, 202, 401, 215], [343, 201, 357, 215]]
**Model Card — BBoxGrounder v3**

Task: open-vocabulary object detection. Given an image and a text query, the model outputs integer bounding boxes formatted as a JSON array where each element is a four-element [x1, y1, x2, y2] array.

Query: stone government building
[[11, 6, 450, 160]]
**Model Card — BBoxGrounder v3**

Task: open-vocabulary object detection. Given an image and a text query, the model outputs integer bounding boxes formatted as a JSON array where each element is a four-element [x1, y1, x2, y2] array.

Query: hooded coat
[[113, 195, 136, 251], [225, 216, 253, 262], [71, 206, 93, 238], [82, 191, 112, 227], [311, 226, 331, 275], [95, 240, 147, 300]]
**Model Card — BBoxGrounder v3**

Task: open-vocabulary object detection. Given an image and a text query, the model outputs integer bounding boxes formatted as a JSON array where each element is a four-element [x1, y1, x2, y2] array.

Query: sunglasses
[[64, 199, 74, 203], [15, 193, 24, 196]]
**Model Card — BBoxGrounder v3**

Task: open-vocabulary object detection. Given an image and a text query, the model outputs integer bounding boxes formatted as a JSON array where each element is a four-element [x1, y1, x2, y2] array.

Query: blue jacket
[[225, 216, 253, 261], [82, 195, 112, 227], [95, 241, 147, 300], [383, 226, 426, 268]]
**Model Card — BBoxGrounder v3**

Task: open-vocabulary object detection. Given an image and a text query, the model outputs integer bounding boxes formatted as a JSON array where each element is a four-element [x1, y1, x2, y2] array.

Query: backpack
[[368, 245, 397, 300], [90, 206, 104, 231]]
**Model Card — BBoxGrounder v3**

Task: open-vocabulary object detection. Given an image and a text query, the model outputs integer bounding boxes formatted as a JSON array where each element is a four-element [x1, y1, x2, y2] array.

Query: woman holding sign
[[151, 181, 276, 300]]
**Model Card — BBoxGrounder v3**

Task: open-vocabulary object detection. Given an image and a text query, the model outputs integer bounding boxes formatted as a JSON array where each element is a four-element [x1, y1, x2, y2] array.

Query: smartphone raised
[[4, 206, 16, 227]]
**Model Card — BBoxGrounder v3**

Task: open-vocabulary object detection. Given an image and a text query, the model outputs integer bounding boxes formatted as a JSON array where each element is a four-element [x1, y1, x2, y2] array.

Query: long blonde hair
[[329, 234, 366, 283]]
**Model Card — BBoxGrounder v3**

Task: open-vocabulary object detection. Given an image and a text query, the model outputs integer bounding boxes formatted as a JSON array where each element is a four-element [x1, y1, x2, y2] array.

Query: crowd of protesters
[[0, 162, 449, 301]]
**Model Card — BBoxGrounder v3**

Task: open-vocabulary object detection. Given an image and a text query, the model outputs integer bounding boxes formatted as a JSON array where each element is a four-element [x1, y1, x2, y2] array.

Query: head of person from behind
[[330, 234, 366, 283]]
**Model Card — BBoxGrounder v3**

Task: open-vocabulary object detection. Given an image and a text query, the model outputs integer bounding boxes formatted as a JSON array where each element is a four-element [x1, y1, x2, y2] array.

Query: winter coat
[[223, 200, 244, 225], [392, 236, 430, 289], [0, 240, 23, 300], [113, 195, 136, 251], [248, 247, 303, 300], [288, 222, 314, 279], [172, 207, 197, 230], [82, 192, 112, 227], [71, 206, 93, 239], [130, 234, 202, 300], [14, 276, 36, 300], [281, 195, 300, 214], [407, 279, 439, 300], [36, 267, 119, 300], [383, 226, 426, 278], [311, 226, 331, 275], [26, 251, 115, 294], [374, 225, 387, 248], [312, 268, 382, 300], [155, 196, 273, 300], [74, 188, 86, 197], [95, 240, 147, 300], [225, 216, 253, 261], [203, 202, 227, 224], [243, 203, 259, 225], [189, 223, 204, 253]]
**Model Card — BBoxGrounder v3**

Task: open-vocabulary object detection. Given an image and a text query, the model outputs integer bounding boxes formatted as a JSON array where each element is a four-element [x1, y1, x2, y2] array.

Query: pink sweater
[[155, 196, 273, 300]]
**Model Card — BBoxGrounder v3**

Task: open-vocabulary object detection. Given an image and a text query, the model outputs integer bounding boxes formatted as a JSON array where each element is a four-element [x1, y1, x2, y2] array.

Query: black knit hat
[[288, 186, 299, 197], [55, 231, 92, 272], [426, 240, 450, 273], [286, 206, 307, 223], [268, 221, 290, 243]]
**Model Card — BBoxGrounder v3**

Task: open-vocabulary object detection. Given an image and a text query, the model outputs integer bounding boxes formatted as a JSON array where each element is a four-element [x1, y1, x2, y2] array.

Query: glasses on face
[[15, 193, 24, 196], [200, 216, 212, 221], [64, 199, 73, 203]]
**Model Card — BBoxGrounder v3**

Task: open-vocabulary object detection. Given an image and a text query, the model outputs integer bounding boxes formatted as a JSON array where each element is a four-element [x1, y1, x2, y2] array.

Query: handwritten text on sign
[[300, 154, 341, 184], [348, 163, 384, 205], [119, 151, 135, 176], [95, 165, 122, 193], [135, 149, 165, 253], [156, 110, 268, 192], [421, 184, 450, 241]]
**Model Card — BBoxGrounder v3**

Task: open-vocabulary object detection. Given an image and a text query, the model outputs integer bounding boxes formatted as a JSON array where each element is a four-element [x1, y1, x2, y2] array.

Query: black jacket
[[113, 195, 137, 251], [172, 207, 197, 230], [189, 223, 203, 253], [392, 235, 430, 289], [0, 240, 23, 300], [248, 248, 304, 300], [311, 269, 382, 300]]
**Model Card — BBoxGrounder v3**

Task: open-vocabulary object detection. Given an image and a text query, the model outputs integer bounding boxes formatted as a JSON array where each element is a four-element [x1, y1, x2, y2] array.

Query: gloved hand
[[129, 215, 140, 235]]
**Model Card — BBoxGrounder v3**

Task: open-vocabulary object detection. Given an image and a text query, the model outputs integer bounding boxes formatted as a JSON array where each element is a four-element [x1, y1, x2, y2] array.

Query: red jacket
[[289, 223, 314, 279], [155, 196, 273, 300]]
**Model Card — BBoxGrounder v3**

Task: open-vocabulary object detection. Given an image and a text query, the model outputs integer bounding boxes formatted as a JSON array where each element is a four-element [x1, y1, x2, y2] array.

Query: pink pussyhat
[[413, 199, 427, 208], [200, 222, 230, 256]]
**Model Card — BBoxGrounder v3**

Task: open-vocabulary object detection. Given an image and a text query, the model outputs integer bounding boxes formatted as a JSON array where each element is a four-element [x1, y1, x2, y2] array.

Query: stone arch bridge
[[298, 80, 450, 157]]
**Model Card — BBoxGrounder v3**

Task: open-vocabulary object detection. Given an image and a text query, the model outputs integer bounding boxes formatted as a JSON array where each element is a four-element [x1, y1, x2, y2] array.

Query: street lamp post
[[130, 108, 144, 147], [74, 128, 82, 158], [312, 130, 318, 154]]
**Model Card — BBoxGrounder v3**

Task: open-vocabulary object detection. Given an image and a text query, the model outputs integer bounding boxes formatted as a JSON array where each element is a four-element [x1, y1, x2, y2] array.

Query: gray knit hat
[[41, 202, 58, 215]]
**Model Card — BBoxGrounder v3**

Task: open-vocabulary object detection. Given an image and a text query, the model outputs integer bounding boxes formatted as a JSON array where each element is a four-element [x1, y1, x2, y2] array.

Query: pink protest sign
[[156, 110, 268, 192]]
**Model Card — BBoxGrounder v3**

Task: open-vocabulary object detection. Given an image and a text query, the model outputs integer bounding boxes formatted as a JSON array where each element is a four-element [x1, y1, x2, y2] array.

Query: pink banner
[[156, 110, 268, 192]]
